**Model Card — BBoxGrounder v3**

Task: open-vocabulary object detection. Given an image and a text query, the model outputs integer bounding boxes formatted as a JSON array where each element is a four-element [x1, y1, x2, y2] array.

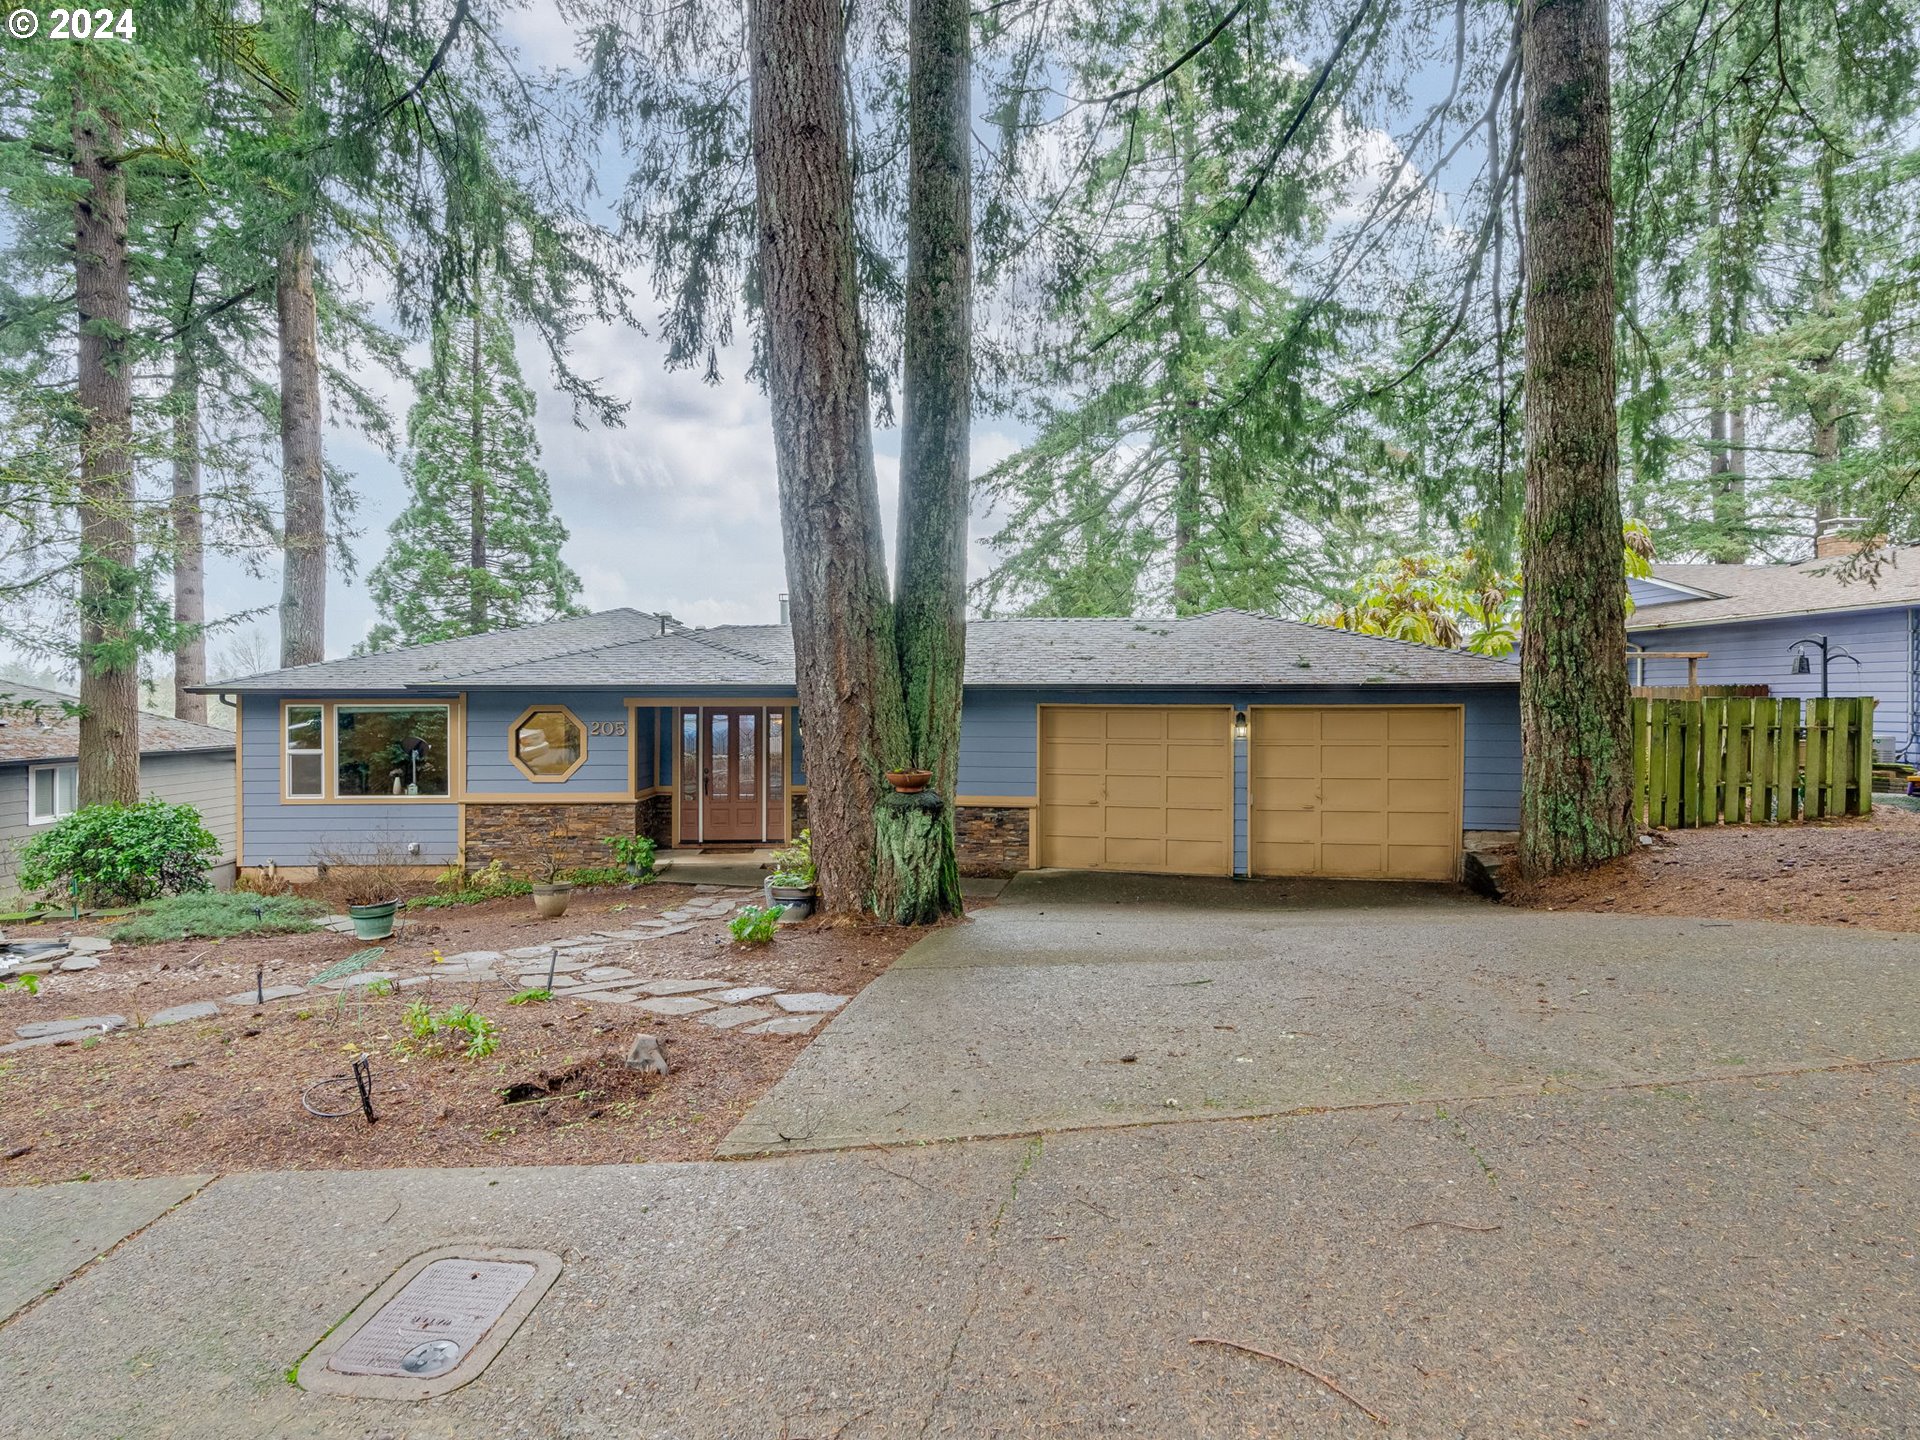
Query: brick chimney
[[1814, 518, 1885, 560]]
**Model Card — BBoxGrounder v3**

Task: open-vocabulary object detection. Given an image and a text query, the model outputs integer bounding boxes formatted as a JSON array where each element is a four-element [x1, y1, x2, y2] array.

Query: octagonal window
[[513, 707, 586, 781]]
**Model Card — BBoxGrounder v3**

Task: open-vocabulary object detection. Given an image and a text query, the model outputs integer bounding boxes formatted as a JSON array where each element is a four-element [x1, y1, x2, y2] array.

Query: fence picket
[[1701, 697, 1726, 825], [1625, 694, 1871, 828], [1751, 702, 1775, 823], [1806, 699, 1830, 819], [1728, 697, 1753, 822]]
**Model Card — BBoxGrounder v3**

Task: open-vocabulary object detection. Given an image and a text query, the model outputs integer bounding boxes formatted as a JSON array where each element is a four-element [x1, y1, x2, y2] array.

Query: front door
[[701, 707, 763, 842]]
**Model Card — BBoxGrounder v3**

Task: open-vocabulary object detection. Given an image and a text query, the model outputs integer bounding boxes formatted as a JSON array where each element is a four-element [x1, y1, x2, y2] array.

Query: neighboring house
[[1626, 539, 1920, 759], [200, 607, 1522, 884], [0, 682, 239, 895]]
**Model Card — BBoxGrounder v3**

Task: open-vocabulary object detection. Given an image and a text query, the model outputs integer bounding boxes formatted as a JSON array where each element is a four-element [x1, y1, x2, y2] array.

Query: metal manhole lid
[[297, 1247, 562, 1400]]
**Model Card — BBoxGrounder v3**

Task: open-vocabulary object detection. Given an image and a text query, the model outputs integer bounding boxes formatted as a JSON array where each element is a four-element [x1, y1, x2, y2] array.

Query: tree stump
[[875, 790, 960, 925]]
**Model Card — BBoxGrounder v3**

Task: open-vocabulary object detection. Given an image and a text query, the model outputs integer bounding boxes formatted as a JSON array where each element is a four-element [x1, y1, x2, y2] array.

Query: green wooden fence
[[1631, 696, 1876, 827]]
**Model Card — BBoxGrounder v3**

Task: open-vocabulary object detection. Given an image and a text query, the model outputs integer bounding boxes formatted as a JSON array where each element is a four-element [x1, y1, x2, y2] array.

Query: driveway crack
[[916, 1137, 1044, 1438]]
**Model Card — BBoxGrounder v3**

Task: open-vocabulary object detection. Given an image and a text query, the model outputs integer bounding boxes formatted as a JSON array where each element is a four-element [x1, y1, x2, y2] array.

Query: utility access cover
[[297, 1247, 562, 1400]]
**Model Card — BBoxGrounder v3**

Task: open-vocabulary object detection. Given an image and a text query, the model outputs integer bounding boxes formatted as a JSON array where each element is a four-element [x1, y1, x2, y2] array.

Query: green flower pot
[[347, 901, 399, 941]]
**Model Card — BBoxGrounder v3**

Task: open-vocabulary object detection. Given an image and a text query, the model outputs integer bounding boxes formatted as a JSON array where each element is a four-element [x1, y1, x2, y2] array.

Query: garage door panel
[[1105, 742, 1169, 774], [1387, 844, 1455, 880], [1387, 743, 1455, 778], [1167, 839, 1228, 871], [1038, 707, 1231, 876], [1104, 709, 1169, 740], [1390, 709, 1456, 742], [1048, 773, 1105, 806], [1168, 710, 1224, 741], [1250, 706, 1460, 882]]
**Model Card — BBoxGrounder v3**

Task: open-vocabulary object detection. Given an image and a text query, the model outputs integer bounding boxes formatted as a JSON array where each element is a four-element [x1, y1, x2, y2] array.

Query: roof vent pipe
[[778, 593, 790, 625]]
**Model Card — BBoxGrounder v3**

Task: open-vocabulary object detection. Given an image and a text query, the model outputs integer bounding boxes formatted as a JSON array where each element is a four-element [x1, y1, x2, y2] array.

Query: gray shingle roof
[[198, 609, 685, 692], [0, 681, 236, 763], [1629, 548, 1920, 630], [206, 607, 1518, 693]]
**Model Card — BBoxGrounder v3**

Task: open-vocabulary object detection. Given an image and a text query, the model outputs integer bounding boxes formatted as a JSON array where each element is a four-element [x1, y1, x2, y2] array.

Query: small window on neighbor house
[[512, 707, 585, 781], [28, 763, 77, 825], [285, 705, 324, 799]]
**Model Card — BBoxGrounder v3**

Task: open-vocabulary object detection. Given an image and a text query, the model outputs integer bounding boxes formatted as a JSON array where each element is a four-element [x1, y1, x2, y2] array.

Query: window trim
[[27, 762, 77, 825], [284, 703, 325, 800], [277, 698, 461, 804], [507, 704, 588, 783]]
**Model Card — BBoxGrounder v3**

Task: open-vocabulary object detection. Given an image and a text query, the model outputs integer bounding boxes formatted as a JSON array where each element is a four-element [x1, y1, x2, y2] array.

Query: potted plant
[[530, 853, 574, 919], [764, 829, 816, 920], [340, 878, 401, 941], [885, 767, 934, 794], [603, 833, 657, 881]]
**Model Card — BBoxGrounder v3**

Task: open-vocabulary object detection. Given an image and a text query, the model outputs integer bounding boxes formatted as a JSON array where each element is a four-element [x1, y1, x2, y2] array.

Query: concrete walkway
[[4, 873, 1918, 1437], [720, 870, 1920, 1154]]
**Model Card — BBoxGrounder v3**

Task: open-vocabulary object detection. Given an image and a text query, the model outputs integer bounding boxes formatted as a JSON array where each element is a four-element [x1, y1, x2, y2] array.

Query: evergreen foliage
[[363, 298, 583, 650]]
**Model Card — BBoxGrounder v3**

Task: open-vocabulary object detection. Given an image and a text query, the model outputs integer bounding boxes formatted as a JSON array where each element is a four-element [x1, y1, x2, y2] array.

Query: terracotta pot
[[885, 769, 934, 794], [530, 883, 573, 919]]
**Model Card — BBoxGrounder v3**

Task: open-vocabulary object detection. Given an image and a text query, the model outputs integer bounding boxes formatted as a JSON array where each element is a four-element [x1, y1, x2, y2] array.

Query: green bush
[[603, 834, 657, 874], [560, 865, 640, 888], [406, 859, 532, 909], [728, 904, 780, 945], [110, 891, 324, 944], [768, 828, 814, 889], [19, 800, 220, 907]]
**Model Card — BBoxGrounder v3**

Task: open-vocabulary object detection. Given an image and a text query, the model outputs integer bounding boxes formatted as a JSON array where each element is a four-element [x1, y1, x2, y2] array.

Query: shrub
[[604, 834, 657, 874], [728, 904, 780, 945], [18, 800, 220, 907], [110, 891, 324, 944], [405, 859, 531, 910], [397, 1000, 501, 1060], [768, 829, 814, 889], [560, 865, 636, 888]]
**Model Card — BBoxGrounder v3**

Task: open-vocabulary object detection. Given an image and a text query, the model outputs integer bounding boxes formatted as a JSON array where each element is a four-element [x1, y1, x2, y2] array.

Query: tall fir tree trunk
[[277, 215, 327, 667], [468, 303, 488, 634], [748, 0, 911, 920], [170, 341, 208, 722], [1166, 79, 1204, 616], [888, 0, 973, 922], [72, 74, 141, 806], [1517, 0, 1634, 875], [1809, 144, 1843, 528]]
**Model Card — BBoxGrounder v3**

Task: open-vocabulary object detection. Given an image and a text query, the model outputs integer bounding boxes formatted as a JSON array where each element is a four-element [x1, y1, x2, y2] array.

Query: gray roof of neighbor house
[[206, 607, 1521, 693], [1628, 548, 1920, 630], [0, 682, 236, 764]]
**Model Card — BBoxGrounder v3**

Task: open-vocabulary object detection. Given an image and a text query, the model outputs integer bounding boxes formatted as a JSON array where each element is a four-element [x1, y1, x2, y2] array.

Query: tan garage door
[[1250, 706, 1462, 881], [1038, 706, 1233, 875]]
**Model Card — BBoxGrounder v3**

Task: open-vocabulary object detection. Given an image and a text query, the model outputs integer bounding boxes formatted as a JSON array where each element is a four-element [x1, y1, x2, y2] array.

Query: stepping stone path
[[4, 887, 844, 1049]]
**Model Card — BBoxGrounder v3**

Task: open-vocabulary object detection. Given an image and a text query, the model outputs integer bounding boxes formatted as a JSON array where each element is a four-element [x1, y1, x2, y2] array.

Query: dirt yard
[[0, 883, 932, 1185], [1506, 804, 1920, 930]]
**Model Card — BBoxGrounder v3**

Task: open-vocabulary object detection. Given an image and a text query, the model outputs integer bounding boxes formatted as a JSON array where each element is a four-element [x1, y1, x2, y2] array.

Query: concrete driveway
[[721, 869, 1920, 1155], [4, 872, 1919, 1437]]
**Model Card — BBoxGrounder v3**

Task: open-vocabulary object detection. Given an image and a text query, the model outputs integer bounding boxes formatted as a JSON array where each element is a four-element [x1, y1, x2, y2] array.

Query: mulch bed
[[1504, 806, 1920, 931], [0, 883, 931, 1185]]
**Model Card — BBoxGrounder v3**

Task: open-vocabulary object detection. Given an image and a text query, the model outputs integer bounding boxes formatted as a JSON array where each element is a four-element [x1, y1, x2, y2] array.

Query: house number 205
[[588, 720, 626, 737]]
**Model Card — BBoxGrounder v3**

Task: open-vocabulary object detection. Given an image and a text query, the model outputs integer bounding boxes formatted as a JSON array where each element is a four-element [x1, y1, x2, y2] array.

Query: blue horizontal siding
[[239, 695, 459, 866], [464, 690, 635, 794], [1630, 607, 1911, 745], [956, 686, 1523, 835], [1629, 577, 1704, 608]]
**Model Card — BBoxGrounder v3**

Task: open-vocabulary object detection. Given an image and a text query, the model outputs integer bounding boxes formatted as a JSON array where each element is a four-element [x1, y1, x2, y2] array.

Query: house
[[1626, 539, 1920, 760], [199, 607, 1523, 883], [0, 682, 239, 895]]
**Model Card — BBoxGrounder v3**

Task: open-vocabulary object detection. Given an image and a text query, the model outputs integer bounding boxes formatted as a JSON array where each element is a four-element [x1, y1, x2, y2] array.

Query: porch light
[[1233, 711, 1249, 741], [1791, 653, 1812, 676]]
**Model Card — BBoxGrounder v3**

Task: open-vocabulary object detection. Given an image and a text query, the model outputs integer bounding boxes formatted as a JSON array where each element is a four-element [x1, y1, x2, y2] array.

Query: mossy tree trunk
[[748, 0, 911, 921], [73, 72, 141, 807], [1517, 0, 1635, 875], [170, 338, 208, 723], [887, 0, 973, 923], [277, 212, 327, 668]]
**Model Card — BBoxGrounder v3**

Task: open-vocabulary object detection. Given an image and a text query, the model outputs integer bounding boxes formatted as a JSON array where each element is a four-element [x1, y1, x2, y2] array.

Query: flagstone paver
[[746, 1014, 825, 1036], [314, 971, 398, 992], [696, 1005, 777, 1030], [221, 985, 306, 1007], [583, 967, 637, 982], [148, 1001, 221, 1027], [635, 996, 718, 1017], [638, 978, 728, 996], [17, 1015, 126, 1039], [709, 985, 781, 1005], [771, 992, 849, 1014]]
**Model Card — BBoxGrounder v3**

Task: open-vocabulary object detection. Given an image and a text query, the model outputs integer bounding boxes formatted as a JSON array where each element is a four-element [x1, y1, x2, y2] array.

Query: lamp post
[[1788, 634, 1862, 700]]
